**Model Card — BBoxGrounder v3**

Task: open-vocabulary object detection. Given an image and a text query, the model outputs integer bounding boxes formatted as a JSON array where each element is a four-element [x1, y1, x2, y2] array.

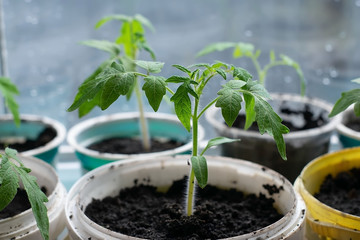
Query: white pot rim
[[206, 93, 340, 140], [0, 114, 66, 156], [336, 107, 360, 141], [67, 112, 204, 160], [66, 155, 306, 240]]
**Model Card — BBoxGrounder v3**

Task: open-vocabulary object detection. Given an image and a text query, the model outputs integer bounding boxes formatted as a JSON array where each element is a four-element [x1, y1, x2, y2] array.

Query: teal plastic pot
[[67, 112, 203, 171], [0, 114, 66, 165], [336, 107, 360, 148]]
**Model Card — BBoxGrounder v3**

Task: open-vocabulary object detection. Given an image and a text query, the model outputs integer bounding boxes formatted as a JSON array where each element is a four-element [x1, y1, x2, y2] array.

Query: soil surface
[[0, 187, 47, 219], [85, 178, 283, 239], [232, 104, 327, 132], [0, 127, 57, 152], [346, 120, 360, 132], [88, 137, 184, 154], [315, 168, 360, 216]]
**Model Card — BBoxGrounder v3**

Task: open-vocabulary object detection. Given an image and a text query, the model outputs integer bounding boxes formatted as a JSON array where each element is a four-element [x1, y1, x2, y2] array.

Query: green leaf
[[17, 166, 49, 240], [216, 68, 227, 80], [166, 76, 192, 84], [200, 137, 240, 156], [99, 62, 136, 110], [250, 93, 289, 160], [233, 42, 255, 58], [142, 76, 167, 111], [172, 64, 191, 74], [191, 156, 208, 189], [80, 40, 121, 56], [170, 85, 192, 131], [0, 77, 20, 126], [95, 14, 130, 29], [270, 50, 276, 62], [196, 42, 236, 57], [134, 14, 155, 32], [134, 60, 164, 73], [329, 89, 360, 117], [215, 80, 245, 126], [232, 67, 253, 82], [138, 41, 156, 60], [243, 93, 256, 130], [0, 155, 19, 211]]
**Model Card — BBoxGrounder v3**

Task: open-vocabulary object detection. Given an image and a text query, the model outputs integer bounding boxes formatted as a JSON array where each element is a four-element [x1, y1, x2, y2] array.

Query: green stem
[[134, 77, 151, 151], [186, 98, 199, 216], [197, 97, 219, 119]]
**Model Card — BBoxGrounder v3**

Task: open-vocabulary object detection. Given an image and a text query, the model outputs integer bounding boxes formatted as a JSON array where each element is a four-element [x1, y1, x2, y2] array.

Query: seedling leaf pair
[[0, 77, 20, 126]]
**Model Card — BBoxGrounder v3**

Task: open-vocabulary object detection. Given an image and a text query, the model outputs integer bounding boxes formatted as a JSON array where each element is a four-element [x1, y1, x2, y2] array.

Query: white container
[[65, 155, 306, 240], [336, 107, 360, 148], [0, 155, 67, 240], [67, 112, 204, 171]]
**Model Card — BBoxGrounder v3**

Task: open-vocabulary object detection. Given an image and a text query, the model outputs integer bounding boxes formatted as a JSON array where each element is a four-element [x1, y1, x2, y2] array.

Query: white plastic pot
[[65, 155, 306, 240], [0, 114, 66, 165], [0, 155, 67, 239], [67, 112, 204, 171], [206, 93, 340, 182]]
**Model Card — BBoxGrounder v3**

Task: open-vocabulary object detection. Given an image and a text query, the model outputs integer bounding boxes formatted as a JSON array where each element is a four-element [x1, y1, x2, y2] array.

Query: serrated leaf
[[191, 156, 208, 189], [196, 42, 236, 57], [201, 137, 240, 156], [216, 68, 227, 80], [172, 64, 191, 74], [134, 60, 164, 73], [216, 81, 244, 126], [232, 67, 253, 82], [99, 63, 136, 110], [170, 85, 192, 131], [138, 41, 156, 60], [188, 63, 212, 69], [166, 76, 192, 84], [80, 40, 121, 56], [0, 156, 19, 211], [251, 94, 289, 160], [17, 166, 49, 240], [329, 89, 360, 117], [142, 76, 167, 111]]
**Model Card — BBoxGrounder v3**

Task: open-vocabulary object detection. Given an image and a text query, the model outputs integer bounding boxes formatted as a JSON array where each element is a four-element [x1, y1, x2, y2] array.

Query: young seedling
[[328, 78, 360, 118], [197, 41, 306, 96], [0, 76, 20, 125], [0, 148, 49, 240], [68, 14, 156, 151]]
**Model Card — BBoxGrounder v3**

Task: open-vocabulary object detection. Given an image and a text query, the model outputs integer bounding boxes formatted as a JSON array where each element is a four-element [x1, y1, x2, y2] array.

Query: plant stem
[[134, 77, 151, 151], [186, 97, 199, 216]]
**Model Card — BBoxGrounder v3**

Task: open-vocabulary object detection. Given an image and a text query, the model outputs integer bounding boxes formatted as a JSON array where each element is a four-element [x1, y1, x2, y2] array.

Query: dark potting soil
[[88, 137, 184, 154], [0, 127, 57, 152], [0, 187, 47, 219], [346, 120, 360, 132], [85, 178, 283, 239], [232, 104, 326, 132], [314, 168, 360, 216]]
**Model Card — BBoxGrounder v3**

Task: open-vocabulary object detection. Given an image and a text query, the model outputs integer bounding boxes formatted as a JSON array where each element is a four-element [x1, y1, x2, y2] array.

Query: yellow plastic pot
[[294, 147, 360, 239]]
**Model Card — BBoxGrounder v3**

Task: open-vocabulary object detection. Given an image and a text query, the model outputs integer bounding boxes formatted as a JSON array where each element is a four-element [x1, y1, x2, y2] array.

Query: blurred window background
[[0, 0, 359, 129]]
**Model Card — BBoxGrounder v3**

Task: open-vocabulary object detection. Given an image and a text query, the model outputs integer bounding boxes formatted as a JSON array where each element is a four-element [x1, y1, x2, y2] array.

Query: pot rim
[[205, 93, 340, 140], [0, 114, 66, 156], [67, 112, 204, 160], [336, 107, 360, 141], [66, 155, 306, 240]]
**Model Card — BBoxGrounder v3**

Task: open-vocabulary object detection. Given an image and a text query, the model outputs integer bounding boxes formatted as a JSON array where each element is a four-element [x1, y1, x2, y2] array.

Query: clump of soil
[[0, 187, 47, 219], [0, 127, 57, 152], [88, 137, 184, 154], [85, 178, 283, 239], [232, 104, 327, 132], [315, 168, 360, 216]]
